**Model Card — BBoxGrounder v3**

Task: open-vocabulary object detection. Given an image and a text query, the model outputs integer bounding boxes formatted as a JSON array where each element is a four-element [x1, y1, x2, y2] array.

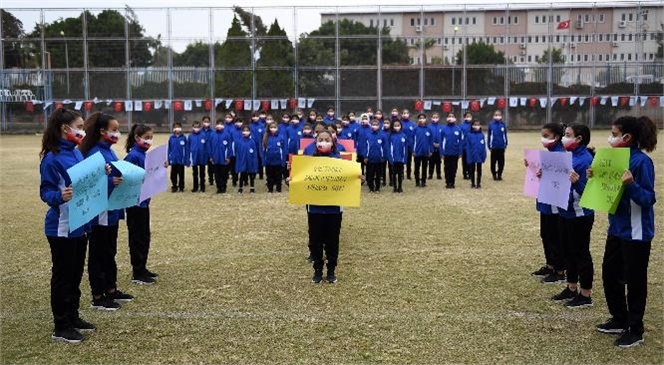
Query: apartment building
[[321, 4, 663, 67]]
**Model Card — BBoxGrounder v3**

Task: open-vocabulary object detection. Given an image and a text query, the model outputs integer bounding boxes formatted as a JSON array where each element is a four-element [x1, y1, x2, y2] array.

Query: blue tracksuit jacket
[[559, 145, 594, 219], [168, 133, 189, 166], [412, 124, 433, 157], [440, 123, 463, 156], [487, 119, 508, 150]]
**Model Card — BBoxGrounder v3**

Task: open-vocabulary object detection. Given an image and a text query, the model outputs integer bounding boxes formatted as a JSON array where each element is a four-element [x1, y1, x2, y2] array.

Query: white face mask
[[269, 128, 278, 133], [173, 127, 182, 133], [494, 115, 502, 120], [446, 117, 456, 123], [349, 116, 356, 121], [561, 136, 577, 149], [203, 122, 210, 128], [371, 125, 379, 131], [242, 131, 250, 137], [141, 138, 153, 145], [303, 130, 312, 135], [383, 124, 390, 129], [283, 119, 290, 123], [107, 131, 121, 139], [465, 118, 472, 122], [541, 137, 556, 147], [193, 127, 201, 133], [472, 125, 481, 131], [342, 120, 350, 126], [431, 118, 440, 123], [215, 125, 224, 131], [316, 141, 332, 152], [393, 127, 401, 132], [235, 123, 243, 128], [68, 127, 86, 138], [608, 135, 628, 147], [225, 119, 233, 123]]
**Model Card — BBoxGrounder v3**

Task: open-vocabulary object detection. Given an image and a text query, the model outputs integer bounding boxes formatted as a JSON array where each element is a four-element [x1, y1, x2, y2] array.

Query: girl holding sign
[[124, 124, 158, 285], [40, 108, 96, 343], [552, 124, 595, 309], [80, 112, 134, 311], [595, 116, 657, 348]]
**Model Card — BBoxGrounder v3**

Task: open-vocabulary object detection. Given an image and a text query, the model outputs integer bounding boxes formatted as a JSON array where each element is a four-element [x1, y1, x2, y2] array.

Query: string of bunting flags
[[20, 95, 664, 113]]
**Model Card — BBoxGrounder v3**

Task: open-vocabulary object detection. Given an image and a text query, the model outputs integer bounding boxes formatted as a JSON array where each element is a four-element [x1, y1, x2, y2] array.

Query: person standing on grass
[[388, 119, 407, 193], [487, 110, 508, 181], [412, 113, 433, 188], [550, 124, 595, 309], [400, 109, 416, 180], [235, 124, 259, 194], [460, 112, 474, 180], [167, 122, 188, 193], [79, 112, 134, 312], [440, 112, 463, 189], [124, 124, 159, 285], [530, 123, 567, 284], [464, 119, 487, 189], [201, 116, 215, 187], [428, 112, 443, 181], [40, 108, 97, 343], [229, 118, 245, 188], [250, 112, 266, 181], [594, 116, 657, 348], [263, 121, 286, 193], [210, 118, 233, 194], [364, 118, 387, 193], [188, 121, 208, 193]]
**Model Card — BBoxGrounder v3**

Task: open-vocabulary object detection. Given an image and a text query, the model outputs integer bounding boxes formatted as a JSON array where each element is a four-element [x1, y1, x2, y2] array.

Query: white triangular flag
[[93, 97, 101, 104], [509, 97, 518, 107], [432, 100, 441, 106], [252, 100, 260, 111], [519, 97, 527, 106], [105, 99, 113, 105], [570, 96, 578, 105], [307, 98, 315, 108], [154, 100, 163, 109], [579, 97, 586, 106], [479, 99, 486, 107], [640, 96, 648, 107], [243, 100, 251, 111], [44, 101, 53, 109], [423, 100, 432, 110], [184, 100, 193, 111], [63, 99, 72, 104], [134, 100, 143, 111], [225, 99, 233, 109], [280, 99, 288, 109], [195, 100, 202, 108], [124, 100, 133, 111], [34, 100, 43, 104], [611, 96, 619, 106], [487, 97, 496, 105], [629, 96, 637, 107], [214, 98, 223, 107], [461, 100, 469, 109], [74, 101, 83, 110], [539, 98, 547, 108], [660, 96, 664, 107], [271, 99, 279, 110], [452, 101, 460, 106], [297, 98, 306, 109], [600, 97, 608, 105], [164, 100, 171, 109], [551, 97, 558, 107]]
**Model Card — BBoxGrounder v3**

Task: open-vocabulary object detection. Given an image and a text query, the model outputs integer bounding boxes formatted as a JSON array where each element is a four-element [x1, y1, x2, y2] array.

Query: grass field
[[0, 132, 662, 364]]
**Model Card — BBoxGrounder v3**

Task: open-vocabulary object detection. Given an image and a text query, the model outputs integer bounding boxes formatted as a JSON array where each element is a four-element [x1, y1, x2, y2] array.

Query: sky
[[4, 0, 660, 52]]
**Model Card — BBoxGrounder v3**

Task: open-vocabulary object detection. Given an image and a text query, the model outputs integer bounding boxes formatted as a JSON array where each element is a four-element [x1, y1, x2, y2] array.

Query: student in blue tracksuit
[[235, 124, 259, 193], [300, 130, 348, 283], [381, 119, 392, 186], [401, 109, 416, 180], [440, 112, 463, 189], [413, 113, 433, 187], [355, 114, 372, 175], [323, 106, 337, 125], [279, 113, 291, 142], [188, 121, 208, 193], [389, 107, 400, 121], [124, 124, 158, 285], [389, 119, 407, 193], [364, 119, 387, 192], [487, 110, 508, 180], [464, 119, 487, 189], [460, 112, 473, 180], [595, 116, 658, 348], [530, 123, 567, 284], [250, 112, 266, 180], [40, 108, 96, 343], [348, 111, 360, 138], [328, 124, 346, 152], [229, 118, 245, 187], [550, 124, 595, 309], [201, 116, 214, 186], [210, 119, 233, 194], [428, 112, 443, 180], [168, 122, 188, 192], [339, 115, 354, 141], [263, 121, 286, 193], [79, 112, 133, 312]]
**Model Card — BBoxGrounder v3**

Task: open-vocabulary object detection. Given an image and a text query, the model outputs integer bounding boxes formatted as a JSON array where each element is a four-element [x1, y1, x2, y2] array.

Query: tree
[[535, 47, 564, 85], [409, 38, 436, 65], [256, 20, 294, 98], [174, 41, 215, 67], [458, 42, 507, 95], [2, 10, 26, 68], [215, 16, 252, 97]]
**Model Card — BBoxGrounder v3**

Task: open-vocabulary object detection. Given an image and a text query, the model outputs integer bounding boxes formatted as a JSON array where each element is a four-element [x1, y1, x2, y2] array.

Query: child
[[412, 113, 433, 187], [381, 119, 391, 186], [201, 116, 214, 186], [595, 116, 657, 348], [428, 112, 443, 180], [465, 119, 487, 188], [551, 124, 594, 309], [307, 110, 318, 125], [460, 112, 473, 180], [364, 119, 387, 193], [302, 130, 346, 283], [188, 121, 208, 193], [210, 119, 233, 194], [79, 112, 133, 312], [324, 106, 337, 125], [263, 121, 286, 193], [328, 124, 346, 152], [487, 110, 508, 181], [339, 115, 354, 141], [531, 123, 566, 284], [355, 113, 372, 175], [229, 118, 245, 187], [315, 113, 324, 124], [124, 124, 158, 285], [235, 124, 259, 193], [388, 119, 407, 193], [440, 112, 463, 189], [287, 114, 304, 177], [168, 122, 188, 192], [348, 111, 360, 137], [250, 112, 265, 180], [400, 109, 415, 180], [40, 108, 96, 343], [390, 107, 400, 121]]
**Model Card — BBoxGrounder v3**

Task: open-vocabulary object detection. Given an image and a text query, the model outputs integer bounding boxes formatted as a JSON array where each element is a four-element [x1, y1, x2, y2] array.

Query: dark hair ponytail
[[569, 124, 591, 146], [40, 108, 81, 159], [542, 122, 564, 139], [125, 124, 152, 153], [613, 116, 658, 152], [79, 112, 117, 156]]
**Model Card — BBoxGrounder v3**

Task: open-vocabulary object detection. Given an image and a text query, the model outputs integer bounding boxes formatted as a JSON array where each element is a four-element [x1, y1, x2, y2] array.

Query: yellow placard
[[289, 155, 362, 207]]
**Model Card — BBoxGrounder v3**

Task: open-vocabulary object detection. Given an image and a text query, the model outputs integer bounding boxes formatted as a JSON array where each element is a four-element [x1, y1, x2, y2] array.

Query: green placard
[[580, 148, 630, 214]]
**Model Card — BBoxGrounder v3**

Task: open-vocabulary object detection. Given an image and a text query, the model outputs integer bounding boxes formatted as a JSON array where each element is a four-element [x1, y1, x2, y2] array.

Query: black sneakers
[[551, 287, 577, 302], [531, 266, 553, 278], [541, 272, 566, 284], [107, 289, 134, 302], [565, 293, 593, 309], [311, 271, 323, 283], [91, 296, 121, 311], [132, 275, 156, 285], [596, 318, 627, 335], [144, 270, 159, 279], [614, 330, 644, 348], [326, 270, 337, 284], [52, 328, 84, 343], [72, 318, 96, 332]]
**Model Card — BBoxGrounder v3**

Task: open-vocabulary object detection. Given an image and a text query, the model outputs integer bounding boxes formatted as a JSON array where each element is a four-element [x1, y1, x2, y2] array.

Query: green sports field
[[0, 132, 662, 364]]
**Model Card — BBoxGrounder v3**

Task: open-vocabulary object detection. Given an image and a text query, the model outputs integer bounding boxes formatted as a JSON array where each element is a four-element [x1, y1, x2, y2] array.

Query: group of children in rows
[[40, 109, 159, 343], [527, 116, 657, 348], [167, 107, 510, 195]]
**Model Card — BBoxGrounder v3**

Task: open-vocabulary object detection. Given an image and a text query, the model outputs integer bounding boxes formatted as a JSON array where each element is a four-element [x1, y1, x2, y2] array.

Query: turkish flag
[[557, 20, 570, 30]]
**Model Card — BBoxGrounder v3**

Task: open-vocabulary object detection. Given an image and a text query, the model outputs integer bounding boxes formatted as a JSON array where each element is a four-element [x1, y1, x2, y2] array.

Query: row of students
[[528, 117, 657, 348]]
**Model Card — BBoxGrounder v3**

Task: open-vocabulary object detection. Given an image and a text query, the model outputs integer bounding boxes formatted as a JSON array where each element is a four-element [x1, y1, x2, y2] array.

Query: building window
[[390, 19, 394, 26], [535, 55, 540, 62], [598, 34, 603, 42], [431, 18, 435, 26], [584, 54, 588, 62], [521, 36, 526, 43], [493, 36, 498, 43], [492, 17, 497, 25], [628, 13, 633, 21], [409, 57, 414, 64], [417, 18, 421, 25], [508, 16, 511, 24], [383, 19, 387, 27], [585, 34, 590, 42], [410, 18, 415, 26], [444, 37, 449, 45], [620, 53, 624, 60], [458, 17, 463, 25], [437, 38, 442, 45], [528, 35, 532, 43], [520, 57, 525, 63], [452, 17, 456, 25], [514, 16, 519, 24], [621, 13, 626, 21], [472, 17, 477, 25], [424, 18, 428, 26], [535, 15, 539, 23], [584, 14, 590, 22], [627, 53, 632, 61], [606, 54, 609, 61], [416, 57, 421, 64], [628, 33, 633, 41], [613, 33, 618, 41], [513, 36, 518, 43], [612, 54, 617, 61], [542, 14, 547, 23], [556, 15, 561, 22], [370, 19, 374, 27], [556, 35, 560, 42], [621, 34, 626, 41], [599, 54, 603, 61], [528, 55, 532, 62], [577, 54, 581, 62], [599, 14, 605, 22], [500, 17, 504, 24], [642, 11, 648, 21]]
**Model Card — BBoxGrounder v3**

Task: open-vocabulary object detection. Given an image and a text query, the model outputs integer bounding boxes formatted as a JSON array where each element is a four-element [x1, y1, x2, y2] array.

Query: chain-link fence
[[1, 3, 662, 132]]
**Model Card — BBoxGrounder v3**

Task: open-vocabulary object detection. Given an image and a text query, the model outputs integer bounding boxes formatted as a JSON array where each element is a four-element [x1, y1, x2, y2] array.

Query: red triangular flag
[[557, 20, 570, 30]]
